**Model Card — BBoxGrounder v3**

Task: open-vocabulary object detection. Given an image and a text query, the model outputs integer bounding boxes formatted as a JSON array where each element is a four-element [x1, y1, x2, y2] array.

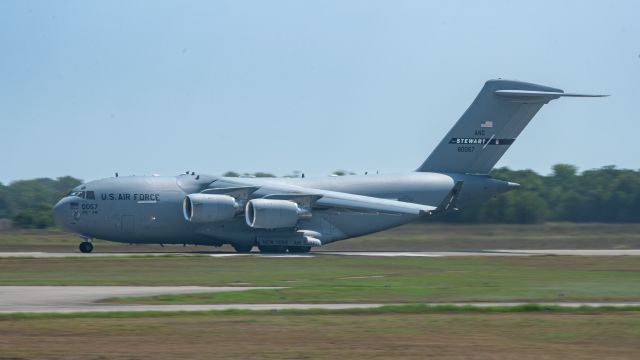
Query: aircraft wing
[[311, 180, 463, 215], [208, 178, 462, 216], [313, 190, 436, 215]]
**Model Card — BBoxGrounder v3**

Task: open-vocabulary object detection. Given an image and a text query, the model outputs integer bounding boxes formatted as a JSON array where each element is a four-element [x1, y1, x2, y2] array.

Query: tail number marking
[[457, 146, 475, 153]]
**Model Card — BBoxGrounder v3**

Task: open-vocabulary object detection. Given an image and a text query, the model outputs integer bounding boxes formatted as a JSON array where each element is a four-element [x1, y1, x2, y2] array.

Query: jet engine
[[245, 199, 310, 229], [183, 194, 240, 223]]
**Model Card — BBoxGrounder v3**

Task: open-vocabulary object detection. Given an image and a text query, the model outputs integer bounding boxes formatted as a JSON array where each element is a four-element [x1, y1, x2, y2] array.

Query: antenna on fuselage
[[115, 172, 118, 178]]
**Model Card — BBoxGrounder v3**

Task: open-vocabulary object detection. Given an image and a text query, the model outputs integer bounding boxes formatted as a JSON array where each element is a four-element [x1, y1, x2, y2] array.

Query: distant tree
[[2, 176, 81, 228], [53, 176, 82, 197], [431, 164, 640, 224], [222, 171, 240, 177], [505, 191, 549, 224], [552, 163, 578, 179], [332, 170, 355, 176], [12, 207, 54, 229], [283, 171, 302, 178], [0, 183, 9, 218], [253, 172, 276, 178]]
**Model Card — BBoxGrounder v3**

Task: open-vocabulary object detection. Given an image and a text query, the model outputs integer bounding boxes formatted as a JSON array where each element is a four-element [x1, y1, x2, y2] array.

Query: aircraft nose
[[52, 198, 70, 229]]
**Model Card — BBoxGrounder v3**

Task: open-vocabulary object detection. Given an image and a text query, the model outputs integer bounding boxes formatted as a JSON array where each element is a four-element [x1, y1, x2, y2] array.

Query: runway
[[0, 286, 281, 313], [1, 286, 639, 314], [1, 249, 640, 258]]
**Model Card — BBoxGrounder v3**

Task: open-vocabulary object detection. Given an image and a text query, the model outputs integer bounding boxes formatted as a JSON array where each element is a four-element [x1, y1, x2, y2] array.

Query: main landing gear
[[257, 245, 287, 253], [79, 240, 93, 253], [287, 246, 311, 253], [232, 244, 253, 253], [256, 245, 311, 254]]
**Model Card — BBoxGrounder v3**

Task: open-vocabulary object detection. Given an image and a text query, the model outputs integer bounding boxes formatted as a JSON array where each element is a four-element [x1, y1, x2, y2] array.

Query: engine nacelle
[[245, 199, 310, 229], [183, 194, 240, 223]]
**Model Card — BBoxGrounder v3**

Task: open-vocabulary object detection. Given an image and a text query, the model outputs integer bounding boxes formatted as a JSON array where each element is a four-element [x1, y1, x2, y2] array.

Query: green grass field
[[2, 255, 639, 304]]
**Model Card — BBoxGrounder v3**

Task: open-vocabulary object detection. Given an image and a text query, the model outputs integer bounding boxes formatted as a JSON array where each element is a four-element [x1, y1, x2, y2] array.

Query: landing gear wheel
[[287, 246, 311, 253], [258, 245, 288, 253], [79, 242, 93, 253], [232, 244, 253, 253]]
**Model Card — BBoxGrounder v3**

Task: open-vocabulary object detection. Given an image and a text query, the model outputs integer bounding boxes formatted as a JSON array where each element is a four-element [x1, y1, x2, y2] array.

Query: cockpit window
[[85, 191, 95, 200], [67, 191, 85, 198]]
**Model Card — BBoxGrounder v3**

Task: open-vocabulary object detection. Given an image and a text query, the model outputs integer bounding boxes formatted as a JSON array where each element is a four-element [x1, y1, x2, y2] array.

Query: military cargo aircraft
[[53, 80, 605, 253]]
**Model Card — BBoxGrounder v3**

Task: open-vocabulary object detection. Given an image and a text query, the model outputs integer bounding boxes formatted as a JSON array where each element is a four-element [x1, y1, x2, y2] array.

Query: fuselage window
[[85, 191, 95, 200]]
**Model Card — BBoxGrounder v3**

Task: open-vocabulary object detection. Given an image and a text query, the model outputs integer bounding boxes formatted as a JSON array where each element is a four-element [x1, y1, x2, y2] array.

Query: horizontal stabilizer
[[495, 90, 608, 102]]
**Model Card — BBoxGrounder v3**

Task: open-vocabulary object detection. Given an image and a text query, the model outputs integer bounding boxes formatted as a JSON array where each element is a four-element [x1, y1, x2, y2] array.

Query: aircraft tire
[[232, 244, 253, 253], [79, 242, 93, 253], [287, 246, 311, 253], [258, 245, 287, 254]]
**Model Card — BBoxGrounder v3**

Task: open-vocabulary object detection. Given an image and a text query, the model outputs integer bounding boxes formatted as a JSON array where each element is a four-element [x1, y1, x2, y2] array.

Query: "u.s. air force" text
[[101, 193, 160, 201]]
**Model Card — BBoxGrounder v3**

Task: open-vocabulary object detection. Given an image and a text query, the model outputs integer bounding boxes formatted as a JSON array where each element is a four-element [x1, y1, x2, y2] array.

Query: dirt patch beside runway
[[2, 312, 639, 359]]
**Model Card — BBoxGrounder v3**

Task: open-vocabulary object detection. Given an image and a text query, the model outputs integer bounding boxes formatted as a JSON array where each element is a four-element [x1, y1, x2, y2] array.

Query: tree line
[[1, 164, 639, 228], [0, 176, 81, 228], [435, 164, 640, 223]]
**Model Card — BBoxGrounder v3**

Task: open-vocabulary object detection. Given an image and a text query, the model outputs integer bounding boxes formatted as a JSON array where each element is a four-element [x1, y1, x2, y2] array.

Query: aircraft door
[[121, 215, 135, 237]]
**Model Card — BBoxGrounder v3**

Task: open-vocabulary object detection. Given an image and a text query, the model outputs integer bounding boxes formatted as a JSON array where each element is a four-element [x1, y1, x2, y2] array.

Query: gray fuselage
[[52, 172, 513, 249]]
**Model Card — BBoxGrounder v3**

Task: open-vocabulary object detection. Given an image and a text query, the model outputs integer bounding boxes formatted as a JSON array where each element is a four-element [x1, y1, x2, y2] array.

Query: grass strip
[[2, 303, 640, 321]]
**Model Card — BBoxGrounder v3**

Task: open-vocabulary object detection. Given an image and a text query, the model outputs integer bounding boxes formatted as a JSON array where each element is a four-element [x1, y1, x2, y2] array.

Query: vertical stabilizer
[[417, 79, 605, 174]]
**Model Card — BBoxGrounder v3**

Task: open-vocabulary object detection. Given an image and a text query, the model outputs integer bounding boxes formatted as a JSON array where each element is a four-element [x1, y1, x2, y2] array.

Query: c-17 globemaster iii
[[53, 79, 606, 253]]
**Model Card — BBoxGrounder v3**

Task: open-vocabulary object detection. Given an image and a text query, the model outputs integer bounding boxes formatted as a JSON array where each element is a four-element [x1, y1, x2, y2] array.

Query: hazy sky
[[1, 0, 638, 183]]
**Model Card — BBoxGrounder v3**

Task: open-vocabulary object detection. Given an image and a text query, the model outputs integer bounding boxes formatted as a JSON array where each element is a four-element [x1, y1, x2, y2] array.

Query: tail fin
[[417, 79, 606, 174]]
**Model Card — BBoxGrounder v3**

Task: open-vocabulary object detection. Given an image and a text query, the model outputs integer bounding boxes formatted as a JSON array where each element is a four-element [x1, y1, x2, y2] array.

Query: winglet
[[428, 181, 464, 215]]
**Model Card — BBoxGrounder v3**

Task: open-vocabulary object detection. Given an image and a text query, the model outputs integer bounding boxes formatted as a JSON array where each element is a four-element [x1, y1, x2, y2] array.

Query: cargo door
[[121, 215, 135, 237]]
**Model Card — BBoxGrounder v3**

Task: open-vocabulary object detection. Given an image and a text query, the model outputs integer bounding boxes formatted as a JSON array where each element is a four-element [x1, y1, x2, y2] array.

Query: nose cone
[[52, 198, 69, 229]]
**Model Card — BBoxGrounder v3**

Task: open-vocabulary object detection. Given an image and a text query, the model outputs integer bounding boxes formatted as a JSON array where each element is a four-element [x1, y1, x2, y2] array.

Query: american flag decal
[[480, 120, 493, 128]]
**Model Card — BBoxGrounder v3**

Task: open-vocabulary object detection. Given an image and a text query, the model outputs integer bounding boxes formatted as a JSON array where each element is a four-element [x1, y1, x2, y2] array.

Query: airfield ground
[[1, 255, 640, 304], [1, 223, 640, 359], [2, 311, 639, 359]]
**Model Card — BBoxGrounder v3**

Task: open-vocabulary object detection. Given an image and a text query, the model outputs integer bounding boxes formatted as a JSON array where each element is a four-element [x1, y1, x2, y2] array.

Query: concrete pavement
[[2, 249, 640, 258], [1, 286, 640, 314]]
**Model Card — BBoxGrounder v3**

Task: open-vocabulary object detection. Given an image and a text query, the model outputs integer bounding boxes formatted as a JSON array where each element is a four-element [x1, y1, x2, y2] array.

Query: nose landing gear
[[79, 240, 93, 253]]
